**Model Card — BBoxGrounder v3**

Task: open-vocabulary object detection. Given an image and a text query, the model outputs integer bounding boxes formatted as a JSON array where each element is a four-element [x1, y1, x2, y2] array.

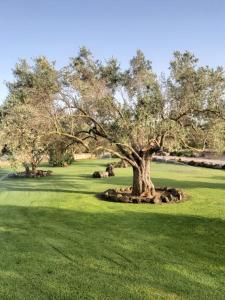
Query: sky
[[1, 0, 225, 102]]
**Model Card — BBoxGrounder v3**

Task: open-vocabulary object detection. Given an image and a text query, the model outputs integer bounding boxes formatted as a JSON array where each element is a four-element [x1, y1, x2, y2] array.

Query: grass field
[[0, 159, 225, 300]]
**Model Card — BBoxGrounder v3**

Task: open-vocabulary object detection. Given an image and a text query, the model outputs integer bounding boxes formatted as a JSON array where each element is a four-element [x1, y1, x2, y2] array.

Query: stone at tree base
[[120, 196, 130, 203], [132, 197, 142, 204], [7, 173, 21, 178], [141, 191, 153, 198], [143, 197, 152, 203], [35, 170, 53, 177], [161, 195, 170, 203], [93, 171, 109, 178], [104, 191, 109, 198], [109, 195, 117, 202], [153, 197, 162, 204], [36, 170, 44, 177], [167, 193, 174, 201], [100, 187, 184, 204], [168, 188, 183, 200], [7, 169, 53, 179], [116, 194, 123, 201], [105, 164, 115, 177]]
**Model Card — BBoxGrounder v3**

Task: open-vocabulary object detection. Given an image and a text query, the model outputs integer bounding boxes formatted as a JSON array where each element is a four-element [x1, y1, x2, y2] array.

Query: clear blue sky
[[1, 0, 225, 102]]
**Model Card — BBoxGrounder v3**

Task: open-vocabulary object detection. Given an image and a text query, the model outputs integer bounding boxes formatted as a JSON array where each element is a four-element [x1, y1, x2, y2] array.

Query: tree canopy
[[1, 48, 225, 195]]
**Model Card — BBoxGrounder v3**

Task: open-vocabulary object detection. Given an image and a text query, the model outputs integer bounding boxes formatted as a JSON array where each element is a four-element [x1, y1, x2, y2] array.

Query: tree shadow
[[0, 173, 90, 194], [0, 179, 93, 195], [77, 174, 94, 179], [3, 173, 225, 197], [0, 205, 224, 299], [152, 177, 225, 190], [210, 175, 225, 181], [1, 171, 128, 194], [94, 175, 225, 191]]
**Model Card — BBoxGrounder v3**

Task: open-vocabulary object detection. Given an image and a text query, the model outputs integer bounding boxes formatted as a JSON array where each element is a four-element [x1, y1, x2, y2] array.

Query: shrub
[[49, 148, 74, 167], [170, 149, 195, 157]]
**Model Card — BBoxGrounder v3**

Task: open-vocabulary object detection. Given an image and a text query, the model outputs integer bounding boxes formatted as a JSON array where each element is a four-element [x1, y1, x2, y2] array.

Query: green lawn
[[0, 160, 225, 300]]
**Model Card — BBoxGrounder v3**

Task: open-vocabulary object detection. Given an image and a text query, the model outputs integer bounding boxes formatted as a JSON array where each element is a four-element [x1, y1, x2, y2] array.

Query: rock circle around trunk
[[7, 170, 53, 179], [100, 187, 185, 204]]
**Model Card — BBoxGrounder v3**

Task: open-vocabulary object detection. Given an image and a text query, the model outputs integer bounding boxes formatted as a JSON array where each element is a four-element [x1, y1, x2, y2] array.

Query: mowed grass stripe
[[0, 160, 224, 299]]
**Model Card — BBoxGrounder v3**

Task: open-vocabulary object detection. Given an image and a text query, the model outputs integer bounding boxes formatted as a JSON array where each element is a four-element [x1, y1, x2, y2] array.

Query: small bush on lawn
[[170, 149, 195, 157], [49, 148, 74, 167]]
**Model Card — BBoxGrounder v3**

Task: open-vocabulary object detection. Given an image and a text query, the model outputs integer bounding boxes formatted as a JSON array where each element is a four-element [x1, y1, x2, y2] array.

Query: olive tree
[[52, 48, 225, 197], [1, 56, 59, 172], [167, 51, 225, 153], [2, 103, 51, 172]]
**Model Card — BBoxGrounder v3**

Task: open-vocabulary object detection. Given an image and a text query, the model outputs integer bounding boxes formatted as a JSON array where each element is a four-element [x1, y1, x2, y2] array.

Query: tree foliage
[[1, 57, 59, 171], [1, 48, 225, 195]]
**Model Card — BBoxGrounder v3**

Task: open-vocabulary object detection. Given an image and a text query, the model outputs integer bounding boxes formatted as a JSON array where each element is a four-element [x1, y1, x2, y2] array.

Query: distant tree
[[48, 135, 76, 167], [167, 51, 225, 152], [5, 56, 59, 107], [1, 57, 60, 172], [2, 103, 51, 172]]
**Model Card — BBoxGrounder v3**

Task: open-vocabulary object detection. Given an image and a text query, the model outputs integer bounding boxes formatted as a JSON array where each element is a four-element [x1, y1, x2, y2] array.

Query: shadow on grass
[[0, 205, 224, 299], [210, 175, 225, 181], [93, 175, 225, 191], [2, 173, 225, 197], [76, 174, 94, 179], [0, 177, 94, 194]]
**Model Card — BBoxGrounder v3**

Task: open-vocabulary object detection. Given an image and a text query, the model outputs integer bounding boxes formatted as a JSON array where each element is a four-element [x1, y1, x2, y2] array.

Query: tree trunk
[[24, 164, 30, 176], [132, 157, 155, 197], [31, 163, 37, 173]]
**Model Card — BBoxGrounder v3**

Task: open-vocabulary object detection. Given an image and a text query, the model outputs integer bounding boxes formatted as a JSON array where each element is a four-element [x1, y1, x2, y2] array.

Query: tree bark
[[31, 163, 37, 173], [24, 164, 30, 176], [132, 156, 155, 196]]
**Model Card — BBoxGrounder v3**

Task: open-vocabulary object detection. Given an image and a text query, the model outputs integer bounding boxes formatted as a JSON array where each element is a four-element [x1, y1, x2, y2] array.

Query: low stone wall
[[153, 155, 225, 170], [74, 153, 96, 160]]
